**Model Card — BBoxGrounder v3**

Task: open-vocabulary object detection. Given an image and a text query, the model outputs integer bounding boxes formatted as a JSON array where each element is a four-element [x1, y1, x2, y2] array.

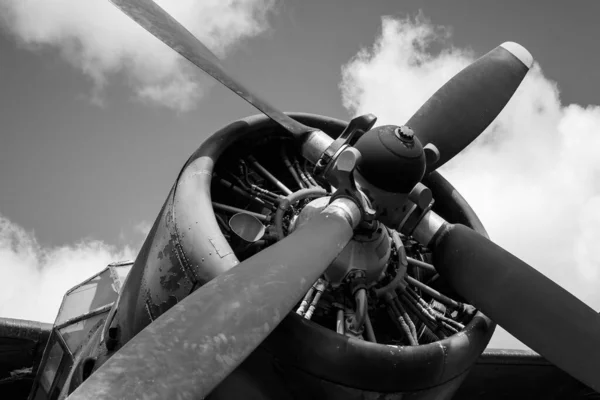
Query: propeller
[[84, 0, 600, 397], [68, 198, 360, 399], [428, 222, 600, 392], [407, 41, 533, 173], [108, 0, 315, 139]]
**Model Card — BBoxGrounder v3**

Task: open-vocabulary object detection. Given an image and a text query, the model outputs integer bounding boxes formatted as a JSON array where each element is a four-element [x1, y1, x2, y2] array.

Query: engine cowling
[[90, 113, 494, 400]]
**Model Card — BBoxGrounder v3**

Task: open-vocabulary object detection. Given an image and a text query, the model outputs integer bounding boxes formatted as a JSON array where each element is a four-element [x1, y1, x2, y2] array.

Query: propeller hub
[[353, 125, 426, 194], [291, 196, 391, 287]]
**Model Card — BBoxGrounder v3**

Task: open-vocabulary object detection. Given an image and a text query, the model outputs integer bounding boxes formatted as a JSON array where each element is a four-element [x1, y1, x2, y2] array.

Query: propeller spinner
[[68, 0, 600, 398]]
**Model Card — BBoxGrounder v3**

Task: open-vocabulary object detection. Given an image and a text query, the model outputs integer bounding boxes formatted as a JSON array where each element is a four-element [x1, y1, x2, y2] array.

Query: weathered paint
[[69, 201, 357, 400]]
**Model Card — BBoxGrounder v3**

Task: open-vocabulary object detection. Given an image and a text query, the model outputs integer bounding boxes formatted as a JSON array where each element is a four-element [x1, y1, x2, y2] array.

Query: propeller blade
[[431, 223, 600, 392], [407, 42, 533, 173], [68, 198, 360, 400], [109, 0, 315, 138]]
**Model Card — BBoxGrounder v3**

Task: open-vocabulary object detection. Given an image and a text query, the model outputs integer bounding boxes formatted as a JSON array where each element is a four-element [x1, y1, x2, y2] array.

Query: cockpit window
[[55, 269, 117, 326], [58, 313, 107, 357], [32, 332, 74, 400], [30, 262, 133, 400], [39, 340, 63, 393]]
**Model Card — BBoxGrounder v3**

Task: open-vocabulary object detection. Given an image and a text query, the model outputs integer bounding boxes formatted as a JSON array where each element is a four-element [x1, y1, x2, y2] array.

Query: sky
[[1, 0, 600, 351]]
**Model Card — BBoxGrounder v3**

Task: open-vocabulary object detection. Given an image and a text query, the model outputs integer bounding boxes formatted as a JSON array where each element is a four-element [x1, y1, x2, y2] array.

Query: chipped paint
[[70, 197, 355, 399]]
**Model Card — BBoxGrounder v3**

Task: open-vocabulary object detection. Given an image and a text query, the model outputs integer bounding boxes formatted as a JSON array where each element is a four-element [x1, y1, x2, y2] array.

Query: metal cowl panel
[[107, 120, 259, 347]]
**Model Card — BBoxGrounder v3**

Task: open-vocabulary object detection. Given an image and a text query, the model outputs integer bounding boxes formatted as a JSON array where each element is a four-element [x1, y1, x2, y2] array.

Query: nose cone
[[354, 125, 426, 194]]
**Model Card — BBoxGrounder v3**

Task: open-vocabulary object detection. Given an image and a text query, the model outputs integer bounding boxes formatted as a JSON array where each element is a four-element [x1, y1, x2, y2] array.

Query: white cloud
[[0, 213, 135, 323], [341, 15, 473, 126], [133, 220, 152, 237], [340, 15, 600, 350], [0, 0, 276, 111]]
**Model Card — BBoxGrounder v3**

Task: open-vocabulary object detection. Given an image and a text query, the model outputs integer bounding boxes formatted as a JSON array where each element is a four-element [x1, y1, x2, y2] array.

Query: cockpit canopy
[[30, 261, 132, 400]]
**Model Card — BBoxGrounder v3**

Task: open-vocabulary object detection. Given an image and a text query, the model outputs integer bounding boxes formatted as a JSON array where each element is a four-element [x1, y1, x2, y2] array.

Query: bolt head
[[394, 126, 415, 142]]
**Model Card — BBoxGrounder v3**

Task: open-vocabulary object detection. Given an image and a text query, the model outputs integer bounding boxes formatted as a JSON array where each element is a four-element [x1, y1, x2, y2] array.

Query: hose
[[274, 187, 328, 240]]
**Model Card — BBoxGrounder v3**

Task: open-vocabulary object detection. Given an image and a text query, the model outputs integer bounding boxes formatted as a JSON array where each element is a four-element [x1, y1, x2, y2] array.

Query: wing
[[0, 318, 52, 400], [454, 349, 599, 399]]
